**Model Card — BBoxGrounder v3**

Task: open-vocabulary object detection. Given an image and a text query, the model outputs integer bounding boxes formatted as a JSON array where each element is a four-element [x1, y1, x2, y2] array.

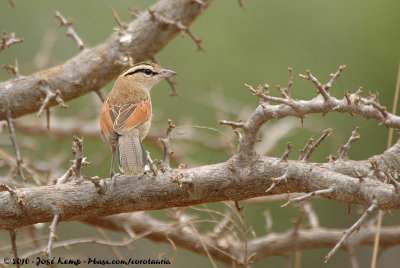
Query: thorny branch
[[54, 11, 85, 50], [0, 0, 213, 120]]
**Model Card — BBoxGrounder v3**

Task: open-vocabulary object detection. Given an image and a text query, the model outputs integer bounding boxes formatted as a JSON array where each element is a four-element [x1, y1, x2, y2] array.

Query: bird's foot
[[110, 173, 121, 191]]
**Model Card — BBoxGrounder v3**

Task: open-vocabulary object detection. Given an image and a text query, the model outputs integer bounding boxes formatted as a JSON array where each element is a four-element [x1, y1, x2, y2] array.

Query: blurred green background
[[1, 0, 400, 267]]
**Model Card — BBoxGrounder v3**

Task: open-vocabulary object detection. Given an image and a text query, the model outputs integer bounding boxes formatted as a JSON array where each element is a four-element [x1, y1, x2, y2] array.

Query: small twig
[[6, 109, 26, 182], [304, 128, 333, 161], [303, 202, 319, 228], [55, 11, 85, 50], [287, 67, 293, 96], [299, 70, 330, 101], [281, 142, 293, 161], [2, 58, 20, 77], [347, 203, 352, 219], [339, 127, 360, 160], [9, 230, 20, 268], [45, 108, 50, 130], [325, 65, 346, 91], [281, 188, 334, 207], [56, 168, 72, 185], [347, 245, 360, 268], [150, 55, 181, 97], [146, 151, 158, 176], [71, 136, 84, 180], [0, 31, 23, 52], [37, 83, 68, 118], [110, 8, 128, 29], [266, 172, 288, 193], [263, 209, 273, 233], [0, 183, 17, 195], [89, 176, 106, 194], [325, 199, 379, 263], [159, 119, 175, 169], [298, 137, 314, 161], [148, 9, 204, 52], [128, 7, 141, 18], [212, 209, 233, 237], [235, 201, 249, 267], [277, 85, 289, 99], [7, 0, 16, 9], [219, 120, 245, 129], [45, 214, 60, 259]]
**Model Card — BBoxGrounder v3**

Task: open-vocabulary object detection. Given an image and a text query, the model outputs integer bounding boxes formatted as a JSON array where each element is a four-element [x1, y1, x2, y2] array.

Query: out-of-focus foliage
[[1, 0, 400, 267]]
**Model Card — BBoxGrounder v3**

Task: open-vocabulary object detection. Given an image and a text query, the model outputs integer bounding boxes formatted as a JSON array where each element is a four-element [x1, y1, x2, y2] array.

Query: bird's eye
[[144, 69, 153, 75]]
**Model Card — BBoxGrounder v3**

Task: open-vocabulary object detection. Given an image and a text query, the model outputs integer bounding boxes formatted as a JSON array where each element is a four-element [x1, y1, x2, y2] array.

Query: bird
[[100, 62, 177, 177]]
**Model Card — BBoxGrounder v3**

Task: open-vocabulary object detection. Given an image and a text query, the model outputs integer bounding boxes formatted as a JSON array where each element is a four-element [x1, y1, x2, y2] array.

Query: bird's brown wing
[[100, 98, 151, 143]]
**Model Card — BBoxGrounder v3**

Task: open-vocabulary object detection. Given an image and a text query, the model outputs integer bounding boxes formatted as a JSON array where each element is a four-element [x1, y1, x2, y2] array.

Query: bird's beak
[[161, 69, 177, 78]]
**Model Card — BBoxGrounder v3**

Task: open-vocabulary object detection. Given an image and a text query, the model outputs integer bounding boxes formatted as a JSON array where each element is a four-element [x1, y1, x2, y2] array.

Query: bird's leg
[[110, 144, 116, 178]]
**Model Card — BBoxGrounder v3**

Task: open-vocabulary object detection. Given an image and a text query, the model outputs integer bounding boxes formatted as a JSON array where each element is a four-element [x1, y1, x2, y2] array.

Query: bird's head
[[120, 62, 177, 92]]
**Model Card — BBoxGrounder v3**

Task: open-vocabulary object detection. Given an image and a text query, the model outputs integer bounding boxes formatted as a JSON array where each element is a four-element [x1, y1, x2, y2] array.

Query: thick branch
[[0, 0, 213, 120], [1, 140, 400, 229]]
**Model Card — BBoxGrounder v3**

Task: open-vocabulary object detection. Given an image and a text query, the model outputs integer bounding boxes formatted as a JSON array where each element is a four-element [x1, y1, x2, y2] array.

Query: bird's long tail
[[118, 130, 147, 175]]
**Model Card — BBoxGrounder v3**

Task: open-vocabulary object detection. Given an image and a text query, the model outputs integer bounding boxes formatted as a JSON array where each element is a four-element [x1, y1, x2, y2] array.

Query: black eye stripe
[[124, 68, 158, 76]]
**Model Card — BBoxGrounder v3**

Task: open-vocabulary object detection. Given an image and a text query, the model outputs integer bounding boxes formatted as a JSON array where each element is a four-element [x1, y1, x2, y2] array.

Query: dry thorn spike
[[298, 137, 314, 161], [45, 214, 60, 259], [159, 119, 176, 169], [6, 109, 26, 183], [303, 202, 319, 228], [281, 187, 334, 207], [287, 67, 293, 96], [344, 91, 354, 116], [304, 128, 333, 161], [2, 58, 20, 77], [266, 172, 288, 193], [339, 126, 360, 160], [280, 142, 292, 161], [325, 199, 379, 263], [277, 85, 289, 99], [0, 183, 17, 195], [299, 70, 330, 101], [148, 9, 204, 52], [218, 120, 245, 129], [128, 7, 141, 18], [325, 65, 346, 91], [9, 230, 20, 268], [54, 11, 85, 50], [110, 8, 128, 29], [146, 150, 158, 176], [37, 83, 68, 118]]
